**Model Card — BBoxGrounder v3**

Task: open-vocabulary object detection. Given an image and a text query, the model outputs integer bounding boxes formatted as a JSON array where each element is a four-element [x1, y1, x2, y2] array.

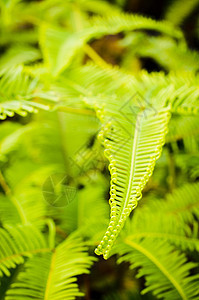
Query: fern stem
[[72, 4, 84, 31], [44, 250, 56, 300], [123, 113, 142, 211], [11, 195, 29, 224], [72, 2, 110, 69], [0, 171, 11, 195], [46, 219, 56, 249], [84, 44, 110, 69]]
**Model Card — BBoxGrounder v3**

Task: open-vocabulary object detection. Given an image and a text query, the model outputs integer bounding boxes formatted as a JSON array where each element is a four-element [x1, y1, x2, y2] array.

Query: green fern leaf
[[143, 182, 199, 223], [123, 208, 199, 253], [52, 64, 199, 258], [115, 239, 199, 300], [5, 235, 95, 300], [57, 64, 199, 116], [39, 13, 183, 76], [0, 189, 46, 227], [0, 225, 49, 278], [167, 115, 199, 142], [94, 104, 171, 259], [0, 45, 41, 76], [0, 66, 57, 120], [121, 33, 199, 72]]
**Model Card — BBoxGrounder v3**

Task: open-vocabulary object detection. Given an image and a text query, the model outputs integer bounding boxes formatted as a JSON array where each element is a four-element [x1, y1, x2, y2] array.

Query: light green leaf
[[6, 235, 95, 300]]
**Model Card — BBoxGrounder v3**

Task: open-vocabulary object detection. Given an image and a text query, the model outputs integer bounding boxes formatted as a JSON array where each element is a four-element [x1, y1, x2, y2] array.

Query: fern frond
[[59, 64, 199, 116], [55, 64, 199, 257], [133, 70, 199, 115], [89, 13, 183, 39], [168, 81, 199, 115], [94, 102, 171, 259], [123, 210, 199, 252], [0, 123, 38, 157], [79, 0, 121, 15], [164, 182, 199, 222], [144, 182, 199, 223], [121, 33, 199, 72], [0, 66, 57, 119], [39, 13, 183, 76], [0, 225, 49, 278], [50, 64, 199, 258], [167, 115, 199, 142], [0, 188, 46, 227], [115, 239, 199, 299], [0, 45, 41, 76], [5, 235, 95, 300]]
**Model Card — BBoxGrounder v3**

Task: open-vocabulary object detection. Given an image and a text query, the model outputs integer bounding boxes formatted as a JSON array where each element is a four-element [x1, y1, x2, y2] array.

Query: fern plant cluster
[[0, 0, 199, 299]]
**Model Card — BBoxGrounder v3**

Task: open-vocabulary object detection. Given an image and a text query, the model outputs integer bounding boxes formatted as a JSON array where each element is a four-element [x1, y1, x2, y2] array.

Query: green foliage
[[94, 106, 171, 258], [0, 225, 48, 277], [110, 183, 199, 299], [164, 0, 199, 26], [0, 66, 56, 119], [5, 235, 95, 300], [0, 0, 199, 299], [115, 239, 199, 300], [120, 33, 199, 72]]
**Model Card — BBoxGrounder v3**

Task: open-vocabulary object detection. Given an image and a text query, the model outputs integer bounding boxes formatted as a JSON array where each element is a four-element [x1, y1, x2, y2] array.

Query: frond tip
[[95, 106, 171, 259]]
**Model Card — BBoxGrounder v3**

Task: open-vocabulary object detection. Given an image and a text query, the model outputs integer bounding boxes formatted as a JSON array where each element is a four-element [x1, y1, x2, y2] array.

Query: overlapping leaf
[[0, 225, 49, 278], [5, 235, 95, 300]]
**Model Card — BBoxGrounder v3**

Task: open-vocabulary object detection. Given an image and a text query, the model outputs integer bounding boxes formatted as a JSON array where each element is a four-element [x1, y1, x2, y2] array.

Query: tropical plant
[[0, 0, 199, 299]]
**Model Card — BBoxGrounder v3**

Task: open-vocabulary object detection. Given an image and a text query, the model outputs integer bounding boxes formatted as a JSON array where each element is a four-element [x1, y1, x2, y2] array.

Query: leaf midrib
[[0, 248, 51, 264], [44, 250, 56, 300], [121, 113, 142, 215]]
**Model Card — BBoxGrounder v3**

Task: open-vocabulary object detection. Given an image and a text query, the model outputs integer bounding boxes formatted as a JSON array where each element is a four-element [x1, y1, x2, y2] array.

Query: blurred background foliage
[[0, 0, 199, 299]]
